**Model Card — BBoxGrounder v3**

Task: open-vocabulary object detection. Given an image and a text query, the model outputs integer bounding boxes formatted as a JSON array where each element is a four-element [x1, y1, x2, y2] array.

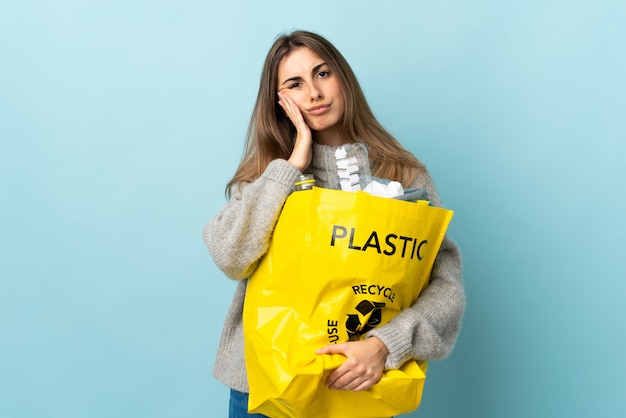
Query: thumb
[[315, 343, 348, 355]]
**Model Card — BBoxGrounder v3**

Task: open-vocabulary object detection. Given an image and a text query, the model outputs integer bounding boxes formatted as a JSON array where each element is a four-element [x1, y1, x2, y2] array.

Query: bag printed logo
[[327, 282, 397, 343], [346, 299, 386, 339]]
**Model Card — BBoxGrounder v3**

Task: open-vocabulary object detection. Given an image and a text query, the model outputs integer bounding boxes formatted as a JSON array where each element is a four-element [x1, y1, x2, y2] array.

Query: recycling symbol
[[346, 300, 386, 339]]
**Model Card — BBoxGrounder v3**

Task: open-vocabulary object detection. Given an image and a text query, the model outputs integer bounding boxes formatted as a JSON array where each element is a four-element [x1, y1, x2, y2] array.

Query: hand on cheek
[[278, 92, 313, 172]]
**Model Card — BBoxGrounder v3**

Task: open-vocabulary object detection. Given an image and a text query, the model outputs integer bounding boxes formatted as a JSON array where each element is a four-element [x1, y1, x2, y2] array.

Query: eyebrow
[[280, 62, 328, 86]]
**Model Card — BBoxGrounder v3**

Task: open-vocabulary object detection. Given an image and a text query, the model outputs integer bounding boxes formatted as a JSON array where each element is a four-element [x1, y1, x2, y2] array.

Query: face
[[277, 47, 345, 144]]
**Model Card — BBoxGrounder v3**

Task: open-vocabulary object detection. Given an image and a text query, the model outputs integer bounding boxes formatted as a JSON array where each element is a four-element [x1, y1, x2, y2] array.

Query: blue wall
[[1, 1, 624, 417]]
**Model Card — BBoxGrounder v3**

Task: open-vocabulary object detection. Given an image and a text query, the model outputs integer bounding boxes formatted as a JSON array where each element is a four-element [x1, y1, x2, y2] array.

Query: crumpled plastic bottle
[[323, 143, 372, 191]]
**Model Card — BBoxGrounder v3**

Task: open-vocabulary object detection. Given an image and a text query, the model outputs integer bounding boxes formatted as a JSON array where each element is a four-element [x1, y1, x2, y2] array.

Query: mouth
[[307, 104, 331, 115]]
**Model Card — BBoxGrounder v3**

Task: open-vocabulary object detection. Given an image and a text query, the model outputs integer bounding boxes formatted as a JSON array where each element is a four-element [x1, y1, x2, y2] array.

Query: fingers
[[325, 357, 381, 391], [279, 92, 313, 171], [316, 340, 387, 392], [314, 343, 345, 355], [277, 92, 307, 130]]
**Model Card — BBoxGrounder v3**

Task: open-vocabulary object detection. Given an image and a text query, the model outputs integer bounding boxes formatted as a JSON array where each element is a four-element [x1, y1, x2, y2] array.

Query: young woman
[[204, 30, 465, 418]]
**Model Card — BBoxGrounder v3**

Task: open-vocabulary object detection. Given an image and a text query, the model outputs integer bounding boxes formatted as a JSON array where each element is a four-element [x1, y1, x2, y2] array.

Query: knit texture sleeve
[[367, 170, 465, 368], [203, 159, 301, 280]]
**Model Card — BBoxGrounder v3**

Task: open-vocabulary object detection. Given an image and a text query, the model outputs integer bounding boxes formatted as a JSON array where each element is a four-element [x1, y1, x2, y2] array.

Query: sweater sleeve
[[367, 171, 465, 368], [203, 159, 301, 280]]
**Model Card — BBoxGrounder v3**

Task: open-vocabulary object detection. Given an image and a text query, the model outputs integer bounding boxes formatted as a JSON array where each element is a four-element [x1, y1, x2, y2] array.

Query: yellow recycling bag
[[243, 187, 453, 418]]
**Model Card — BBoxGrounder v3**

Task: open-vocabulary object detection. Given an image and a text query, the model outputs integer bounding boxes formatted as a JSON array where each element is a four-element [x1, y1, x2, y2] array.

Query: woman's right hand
[[278, 92, 313, 172]]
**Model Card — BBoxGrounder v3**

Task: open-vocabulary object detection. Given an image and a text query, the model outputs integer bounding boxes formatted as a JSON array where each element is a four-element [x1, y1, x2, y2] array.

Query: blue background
[[1, 1, 624, 417]]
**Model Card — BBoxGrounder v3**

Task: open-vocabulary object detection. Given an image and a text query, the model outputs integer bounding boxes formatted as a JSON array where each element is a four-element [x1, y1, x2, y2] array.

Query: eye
[[288, 82, 302, 89], [318, 70, 330, 78]]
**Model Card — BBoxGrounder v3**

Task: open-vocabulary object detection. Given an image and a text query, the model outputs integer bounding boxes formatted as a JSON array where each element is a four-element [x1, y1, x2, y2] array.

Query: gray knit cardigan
[[203, 143, 465, 393]]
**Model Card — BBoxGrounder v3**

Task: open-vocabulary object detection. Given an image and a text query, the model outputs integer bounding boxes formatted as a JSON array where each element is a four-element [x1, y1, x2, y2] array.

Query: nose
[[309, 81, 323, 101]]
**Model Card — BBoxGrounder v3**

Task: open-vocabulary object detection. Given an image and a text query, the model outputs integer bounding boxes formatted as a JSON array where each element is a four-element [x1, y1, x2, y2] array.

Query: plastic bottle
[[294, 174, 316, 191]]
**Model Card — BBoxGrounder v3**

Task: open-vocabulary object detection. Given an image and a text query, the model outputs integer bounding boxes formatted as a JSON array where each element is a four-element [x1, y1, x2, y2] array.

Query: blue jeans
[[229, 389, 268, 418], [229, 389, 395, 418]]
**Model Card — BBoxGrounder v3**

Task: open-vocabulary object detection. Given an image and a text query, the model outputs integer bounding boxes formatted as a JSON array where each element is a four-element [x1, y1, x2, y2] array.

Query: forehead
[[277, 47, 325, 79]]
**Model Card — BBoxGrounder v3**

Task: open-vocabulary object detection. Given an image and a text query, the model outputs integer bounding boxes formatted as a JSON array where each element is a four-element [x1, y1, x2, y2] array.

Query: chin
[[311, 120, 340, 133]]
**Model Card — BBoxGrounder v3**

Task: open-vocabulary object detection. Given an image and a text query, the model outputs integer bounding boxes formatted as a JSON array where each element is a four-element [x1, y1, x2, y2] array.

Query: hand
[[315, 337, 389, 391], [278, 92, 313, 171]]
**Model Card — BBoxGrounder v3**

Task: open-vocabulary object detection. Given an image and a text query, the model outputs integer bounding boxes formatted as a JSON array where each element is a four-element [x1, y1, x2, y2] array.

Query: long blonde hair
[[226, 30, 425, 197]]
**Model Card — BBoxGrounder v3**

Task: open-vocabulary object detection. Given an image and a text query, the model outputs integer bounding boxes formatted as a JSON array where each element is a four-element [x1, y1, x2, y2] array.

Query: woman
[[204, 30, 465, 417]]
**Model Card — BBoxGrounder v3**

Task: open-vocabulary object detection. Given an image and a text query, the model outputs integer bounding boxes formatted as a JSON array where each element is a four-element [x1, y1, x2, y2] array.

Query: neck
[[313, 127, 347, 147]]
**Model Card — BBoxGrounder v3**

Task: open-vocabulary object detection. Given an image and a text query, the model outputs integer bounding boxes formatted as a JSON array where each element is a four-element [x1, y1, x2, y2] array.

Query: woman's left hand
[[315, 337, 389, 391]]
